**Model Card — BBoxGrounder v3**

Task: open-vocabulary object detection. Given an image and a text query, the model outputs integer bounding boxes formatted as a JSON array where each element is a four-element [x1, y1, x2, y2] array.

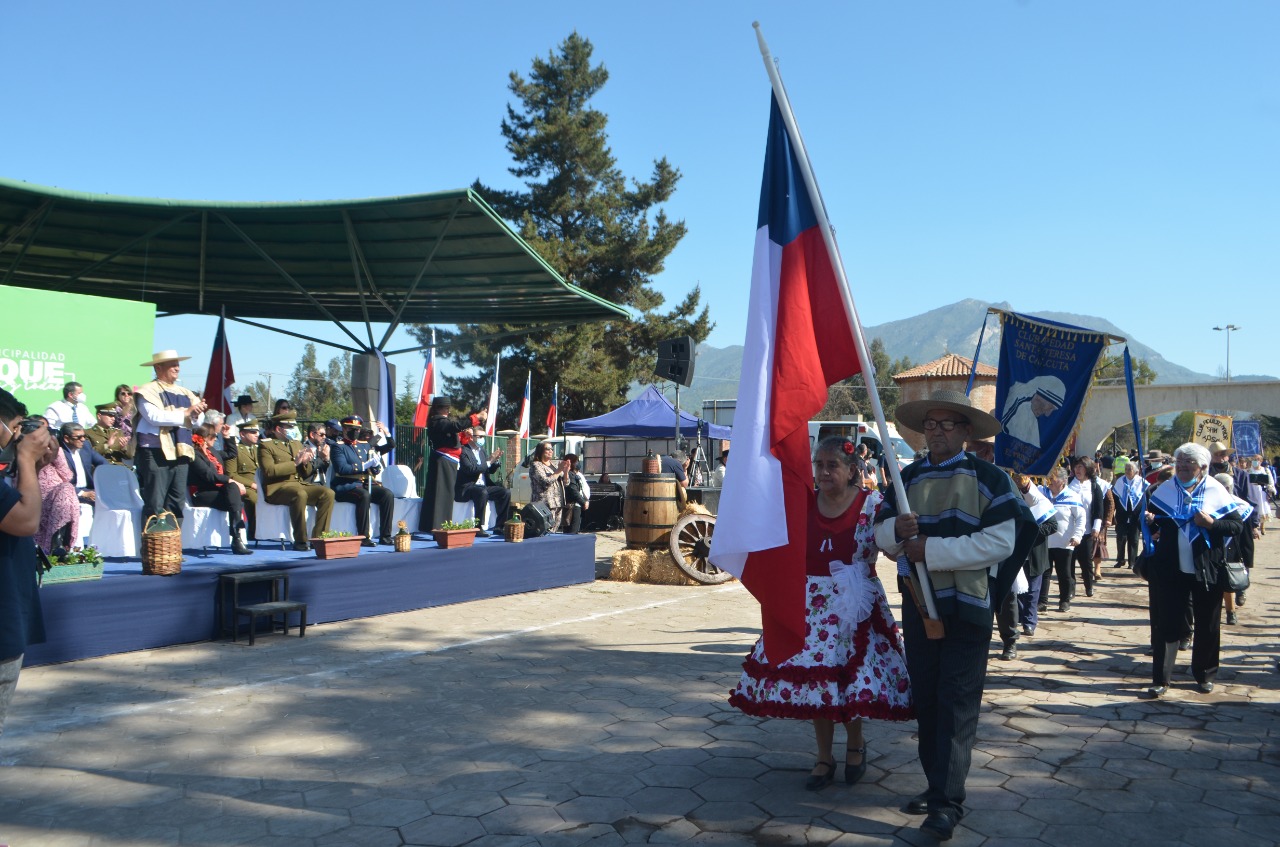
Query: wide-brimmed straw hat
[[140, 350, 190, 368], [895, 389, 1002, 440], [1207, 441, 1233, 455]]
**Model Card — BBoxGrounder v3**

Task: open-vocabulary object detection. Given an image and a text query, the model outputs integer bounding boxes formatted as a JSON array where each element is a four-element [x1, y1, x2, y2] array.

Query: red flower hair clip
[[842, 441, 855, 455]]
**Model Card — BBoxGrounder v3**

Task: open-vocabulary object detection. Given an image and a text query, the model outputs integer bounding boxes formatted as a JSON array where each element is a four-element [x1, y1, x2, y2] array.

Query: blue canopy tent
[[564, 386, 731, 439]]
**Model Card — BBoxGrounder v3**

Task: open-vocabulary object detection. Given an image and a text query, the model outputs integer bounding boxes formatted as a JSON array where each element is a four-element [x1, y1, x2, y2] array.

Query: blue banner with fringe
[[994, 312, 1108, 474]]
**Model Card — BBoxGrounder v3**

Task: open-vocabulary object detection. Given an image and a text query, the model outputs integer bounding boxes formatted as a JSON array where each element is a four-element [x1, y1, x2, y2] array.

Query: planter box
[[432, 529, 478, 550], [310, 536, 364, 560], [43, 561, 104, 584]]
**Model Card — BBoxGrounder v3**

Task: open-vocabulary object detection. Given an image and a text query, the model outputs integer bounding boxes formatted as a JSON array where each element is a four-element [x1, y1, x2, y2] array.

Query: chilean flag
[[412, 345, 438, 428], [545, 382, 558, 437], [708, 95, 863, 664], [202, 314, 236, 414], [516, 371, 531, 440], [484, 354, 500, 437]]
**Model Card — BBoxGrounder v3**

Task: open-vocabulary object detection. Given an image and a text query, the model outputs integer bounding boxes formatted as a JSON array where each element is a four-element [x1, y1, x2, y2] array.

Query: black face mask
[[344, 429, 360, 442]]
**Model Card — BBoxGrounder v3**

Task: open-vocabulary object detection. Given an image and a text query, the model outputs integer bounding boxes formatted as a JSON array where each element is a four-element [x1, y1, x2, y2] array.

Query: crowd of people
[[11, 349, 406, 559], [728, 388, 1269, 842]]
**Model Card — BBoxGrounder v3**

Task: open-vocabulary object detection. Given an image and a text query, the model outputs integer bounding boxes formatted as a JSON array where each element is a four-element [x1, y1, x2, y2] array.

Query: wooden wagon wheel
[[669, 513, 732, 585]]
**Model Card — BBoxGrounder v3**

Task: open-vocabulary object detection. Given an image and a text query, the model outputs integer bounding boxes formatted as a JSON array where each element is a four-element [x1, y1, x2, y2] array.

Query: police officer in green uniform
[[225, 417, 262, 540], [85, 403, 134, 465]]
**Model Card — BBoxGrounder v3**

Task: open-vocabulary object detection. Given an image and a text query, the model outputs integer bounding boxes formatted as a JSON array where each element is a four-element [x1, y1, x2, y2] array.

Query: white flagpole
[[753, 22, 937, 621]]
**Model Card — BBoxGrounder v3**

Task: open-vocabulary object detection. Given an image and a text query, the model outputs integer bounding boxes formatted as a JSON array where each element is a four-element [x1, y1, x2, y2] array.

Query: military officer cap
[[238, 417, 260, 432], [267, 411, 297, 428], [95, 402, 122, 415], [341, 414, 365, 428]]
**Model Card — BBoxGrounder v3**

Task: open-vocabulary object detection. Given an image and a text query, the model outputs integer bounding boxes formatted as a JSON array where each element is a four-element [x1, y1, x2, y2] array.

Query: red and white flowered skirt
[[729, 575, 914, 722]]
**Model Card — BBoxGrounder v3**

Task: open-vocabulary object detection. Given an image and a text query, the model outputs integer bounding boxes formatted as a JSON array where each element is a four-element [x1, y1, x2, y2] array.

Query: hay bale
[[609, 547, 698, 586], [681, 501, 711, 518]]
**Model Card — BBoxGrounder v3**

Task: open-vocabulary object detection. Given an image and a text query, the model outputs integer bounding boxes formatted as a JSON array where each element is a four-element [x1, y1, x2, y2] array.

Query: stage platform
[[25, 533, 595, 667]]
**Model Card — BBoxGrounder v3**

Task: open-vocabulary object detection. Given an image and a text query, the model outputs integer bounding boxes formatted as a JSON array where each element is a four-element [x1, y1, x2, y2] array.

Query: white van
[[807, 419, 915, 479]]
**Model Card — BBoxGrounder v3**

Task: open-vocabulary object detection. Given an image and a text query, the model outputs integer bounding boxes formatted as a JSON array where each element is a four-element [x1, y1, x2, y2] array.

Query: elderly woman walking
[[1143, 443, 1249, 697]]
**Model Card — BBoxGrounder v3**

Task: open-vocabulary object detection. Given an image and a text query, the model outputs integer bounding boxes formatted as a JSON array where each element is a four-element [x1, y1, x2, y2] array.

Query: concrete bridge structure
[[1076, 380, 1280, 453]]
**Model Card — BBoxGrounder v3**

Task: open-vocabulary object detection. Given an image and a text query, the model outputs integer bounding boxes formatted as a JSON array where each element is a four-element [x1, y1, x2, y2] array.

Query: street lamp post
[[1212, 324, 1240, 382]]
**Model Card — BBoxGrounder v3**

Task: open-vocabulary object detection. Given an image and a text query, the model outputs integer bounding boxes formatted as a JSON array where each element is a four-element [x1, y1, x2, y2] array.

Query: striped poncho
[[877, 451, 1038, 629]]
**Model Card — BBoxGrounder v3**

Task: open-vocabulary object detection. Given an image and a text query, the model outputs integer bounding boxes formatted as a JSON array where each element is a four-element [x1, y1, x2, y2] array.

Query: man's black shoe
[[920, 810, 957, 841], [292, 542, 311, 552], [902, 794, 929, 815], [231, 539, 253, 556], [475, 529, 491, 538], [361, 538, 377, 547], [378, 537, 394, 546], [1000, 644, 1017, 661]]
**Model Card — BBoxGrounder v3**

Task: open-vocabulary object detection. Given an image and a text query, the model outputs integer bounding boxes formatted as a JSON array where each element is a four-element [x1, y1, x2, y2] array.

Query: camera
[[1, 417, 47, 476]]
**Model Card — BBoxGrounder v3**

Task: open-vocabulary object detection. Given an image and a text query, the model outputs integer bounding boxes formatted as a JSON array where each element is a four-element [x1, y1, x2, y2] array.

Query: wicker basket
[[503, 520, 525, 543], [141, 512, 183, 575], [393, 532, 412, 552]]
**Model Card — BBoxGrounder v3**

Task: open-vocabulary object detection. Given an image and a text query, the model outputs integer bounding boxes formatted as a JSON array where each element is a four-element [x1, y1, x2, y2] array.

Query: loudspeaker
[[521, 501, 555, 537], [655, 336, 696, 387]]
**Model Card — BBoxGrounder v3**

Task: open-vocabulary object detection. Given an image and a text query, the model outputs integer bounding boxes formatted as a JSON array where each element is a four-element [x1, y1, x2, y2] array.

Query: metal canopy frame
[[0, 177, 630, 354]]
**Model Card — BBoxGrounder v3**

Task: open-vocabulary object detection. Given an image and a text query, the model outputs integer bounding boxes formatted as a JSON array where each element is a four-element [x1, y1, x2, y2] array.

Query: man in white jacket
[[1042, 466, 1086, 612]]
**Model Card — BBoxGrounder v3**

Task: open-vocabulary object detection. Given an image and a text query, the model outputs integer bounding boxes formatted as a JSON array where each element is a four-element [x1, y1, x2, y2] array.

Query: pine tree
[[409, 33, 711, 425]]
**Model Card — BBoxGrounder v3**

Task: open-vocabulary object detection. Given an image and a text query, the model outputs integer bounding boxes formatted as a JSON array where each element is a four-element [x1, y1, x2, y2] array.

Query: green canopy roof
[[0, 177, 629, 351]]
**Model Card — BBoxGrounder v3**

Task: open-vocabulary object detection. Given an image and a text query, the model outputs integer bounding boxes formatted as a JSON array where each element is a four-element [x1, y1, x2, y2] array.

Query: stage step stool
[[235, 600, 308, 646]]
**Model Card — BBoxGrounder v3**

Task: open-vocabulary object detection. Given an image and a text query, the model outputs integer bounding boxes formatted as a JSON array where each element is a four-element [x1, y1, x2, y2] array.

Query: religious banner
[[1192, 413, 1232, 448], [994, 312, 1108, 474], [1232, 419, 1261, 458]]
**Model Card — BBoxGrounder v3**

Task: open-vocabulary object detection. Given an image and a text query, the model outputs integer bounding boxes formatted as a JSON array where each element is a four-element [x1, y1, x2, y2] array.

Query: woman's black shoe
[[845, 746, 867, 785], [805, 760, 835, 791]]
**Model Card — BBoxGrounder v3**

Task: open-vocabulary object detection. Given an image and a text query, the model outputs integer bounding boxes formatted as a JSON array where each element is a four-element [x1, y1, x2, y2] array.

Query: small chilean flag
[[412, 346, 438, 428], [516, 371, 531, 440], [545, 382, 558, 437], [202, 314, 236, 414], [708, 94, 863, 664]]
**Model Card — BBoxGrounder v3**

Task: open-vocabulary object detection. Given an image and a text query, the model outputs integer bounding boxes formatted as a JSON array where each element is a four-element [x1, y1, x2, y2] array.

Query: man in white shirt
[[132, 350, 206, 526], [44, 382, 92, 430]]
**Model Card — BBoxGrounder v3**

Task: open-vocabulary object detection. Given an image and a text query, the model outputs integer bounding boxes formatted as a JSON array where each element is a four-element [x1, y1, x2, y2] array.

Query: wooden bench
[[235, 600, 308, 646]]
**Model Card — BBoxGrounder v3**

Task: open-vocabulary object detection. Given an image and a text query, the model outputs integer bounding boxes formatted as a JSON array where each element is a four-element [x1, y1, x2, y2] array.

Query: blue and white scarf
[[1148, 476, 1252, 548], [1112, 474, 1148, 511]]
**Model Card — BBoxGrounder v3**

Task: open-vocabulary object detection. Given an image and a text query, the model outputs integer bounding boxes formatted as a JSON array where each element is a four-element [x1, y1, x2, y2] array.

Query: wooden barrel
[[624, 473, 680, 549]]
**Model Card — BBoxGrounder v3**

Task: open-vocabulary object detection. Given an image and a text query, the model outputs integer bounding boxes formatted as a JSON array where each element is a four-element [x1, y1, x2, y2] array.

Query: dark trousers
[[136, 447, 190, 526], [1049, 547, 1074, 605], [1018, 573, 1043, 631], [336, 484, 395, 540], [190, 485, 246, 533], [1149, 568, 1223, 685], [901, 594, 990, 818], [566, 503, 583, 534], [996, 589, 1018, 647], [1072, 535, 1096, 593], [1114, 517, 1140, 566], [1239, 527, 1255, 569], [458, 484, 510, 528]]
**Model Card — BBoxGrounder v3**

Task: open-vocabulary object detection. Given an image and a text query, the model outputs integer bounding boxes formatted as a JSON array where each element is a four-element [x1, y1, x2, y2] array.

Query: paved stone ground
[[0, 529, 1277, 846]]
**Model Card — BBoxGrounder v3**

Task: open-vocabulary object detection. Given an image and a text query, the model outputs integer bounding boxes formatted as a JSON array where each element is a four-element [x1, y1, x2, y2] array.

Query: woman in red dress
[[729, 436, 913, 790]]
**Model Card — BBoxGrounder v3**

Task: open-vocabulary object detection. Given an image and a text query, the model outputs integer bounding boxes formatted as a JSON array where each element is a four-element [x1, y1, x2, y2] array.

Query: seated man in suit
[[455, 425, 509, 537], [331, 415, 396, 547], [225, 417, 262, 540], [85, 403, 134, 465], [303, 424, 332, 485], [59, 423, 107, 507], [258, 412, 334, 551]]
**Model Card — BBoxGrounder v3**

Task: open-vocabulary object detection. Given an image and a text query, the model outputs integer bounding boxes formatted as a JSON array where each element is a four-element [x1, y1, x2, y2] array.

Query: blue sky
[[4, 1, 1276, 401]]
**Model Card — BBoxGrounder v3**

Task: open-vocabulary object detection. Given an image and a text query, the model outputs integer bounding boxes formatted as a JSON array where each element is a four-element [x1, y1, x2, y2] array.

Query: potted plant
[[394, 520, 413, 552], [503, 510, 525, 543], [42, 546, 105, 584], [432, 519, 479, 550], [311, 530, 364, 560]]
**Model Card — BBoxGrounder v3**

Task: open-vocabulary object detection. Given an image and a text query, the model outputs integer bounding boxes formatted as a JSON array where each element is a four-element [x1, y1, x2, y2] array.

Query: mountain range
[[639, 298, 1274, 411]]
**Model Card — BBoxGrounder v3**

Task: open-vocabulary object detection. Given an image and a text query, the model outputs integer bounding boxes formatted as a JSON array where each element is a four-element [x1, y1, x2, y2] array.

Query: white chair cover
[[383, 464, 421, 531], [451, 500, 494, 530], [253, 470, 316, 545], [89, 464, 143, 557], [182, 497, 232, 551], [78, 502, 94, 548]]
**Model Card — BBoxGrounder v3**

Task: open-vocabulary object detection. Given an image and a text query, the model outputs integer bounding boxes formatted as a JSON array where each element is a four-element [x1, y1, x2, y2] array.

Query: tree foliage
[[409, 32, 711, 426], [816, 338, 912, 422], [284, 343, 352, 422], [1093, 354, 1157, 386]]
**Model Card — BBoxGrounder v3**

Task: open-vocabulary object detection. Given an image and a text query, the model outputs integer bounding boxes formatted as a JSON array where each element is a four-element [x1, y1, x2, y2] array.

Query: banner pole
[[753, 22, 937, 621]]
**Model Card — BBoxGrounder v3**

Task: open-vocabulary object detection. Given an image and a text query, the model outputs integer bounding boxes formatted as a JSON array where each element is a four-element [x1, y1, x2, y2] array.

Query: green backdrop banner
[[0, 285, 155, 414]]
